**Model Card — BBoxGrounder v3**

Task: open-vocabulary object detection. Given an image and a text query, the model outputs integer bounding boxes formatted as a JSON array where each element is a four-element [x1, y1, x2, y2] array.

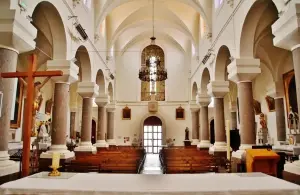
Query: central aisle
[[141, 154, 163, 174]]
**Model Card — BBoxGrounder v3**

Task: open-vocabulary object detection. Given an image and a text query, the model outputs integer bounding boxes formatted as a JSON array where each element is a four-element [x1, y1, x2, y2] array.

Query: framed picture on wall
[[283, 70, 297, 117], [11, 80, 24, 129], [122, 106, 131, 120], [176, 106, 185, 120], [265, 96, 275, 112]]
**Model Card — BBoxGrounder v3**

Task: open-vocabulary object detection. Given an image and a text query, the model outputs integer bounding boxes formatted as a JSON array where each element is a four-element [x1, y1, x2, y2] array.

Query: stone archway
[[192, 82, 198, 101], [140, 113, 166, 146], [96, 69, 106, 95]]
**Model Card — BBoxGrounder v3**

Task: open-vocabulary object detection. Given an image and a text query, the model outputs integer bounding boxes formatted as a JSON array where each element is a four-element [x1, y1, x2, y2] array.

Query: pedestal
[[74, 142, 97, 153], [191, 139, 199, 145], [183, 140, 191, 147], [197, 140, 210, 149], [93, 140, 109, 148], [107, 139, 117, 146]]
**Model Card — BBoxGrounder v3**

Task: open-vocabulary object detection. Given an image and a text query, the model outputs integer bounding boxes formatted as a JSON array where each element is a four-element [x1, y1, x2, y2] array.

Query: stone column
[[75, 82, 99, 152], [41, 59, 79, 159], [0, 46, 19, 174], [70, 111, 76, 139], [227, 58, 261, 159], [275, 97, 286, 142], [207, 81, 229, 153], [190, 104, 200, 145], [94, 95, 109, 148], [237, 82, 256, 146], [197, 94, 211, 149], [231, 112, 237, 130], [272, 2, 300, 178], [107, 104, 116, 146]]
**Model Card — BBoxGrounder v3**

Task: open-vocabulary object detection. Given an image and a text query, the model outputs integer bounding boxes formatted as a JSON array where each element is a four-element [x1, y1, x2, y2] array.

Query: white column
[[74, 82, 99, 152], [197, 94, 211, 149], [106, 103, 116, 146], [94, 95, 109, 148], [272, 2, 300, 175], [41, 59, 79, 159], [189, 101, 200, 145]]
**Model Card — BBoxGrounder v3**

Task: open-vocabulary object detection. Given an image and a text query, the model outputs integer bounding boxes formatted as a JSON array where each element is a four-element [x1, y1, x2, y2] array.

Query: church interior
[[0, 0, 300, 194]]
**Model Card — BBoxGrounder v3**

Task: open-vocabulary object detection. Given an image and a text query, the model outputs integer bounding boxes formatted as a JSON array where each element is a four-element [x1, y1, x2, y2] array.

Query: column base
[[231, 144, 253, 160], [93, 140, 109, 148], [74, 142, 97, 153], [191, 139, 199, 145], [197, 140, 211, 149], [0, 151, 19, 177], [107, 139, 117, 146], [40, 145, 75, 159], [209, 142, 228, 154], [284, 159, 300, 175]]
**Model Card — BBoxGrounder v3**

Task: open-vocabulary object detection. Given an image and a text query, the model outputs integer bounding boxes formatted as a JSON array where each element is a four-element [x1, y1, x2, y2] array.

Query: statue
[[257, 113, 269, 145], [19, 77, 51, 137], [38, 121, 49, 139], [288, 107, 299, 134], [185, 127, 189, 140], [259, 113, 267, 129]]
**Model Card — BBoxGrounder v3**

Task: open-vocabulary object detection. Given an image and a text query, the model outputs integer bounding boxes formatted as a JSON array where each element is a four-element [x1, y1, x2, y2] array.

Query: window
[[214, 0, 223, 9], [149, 56, 157, 94], [143, 125, 162, 154]]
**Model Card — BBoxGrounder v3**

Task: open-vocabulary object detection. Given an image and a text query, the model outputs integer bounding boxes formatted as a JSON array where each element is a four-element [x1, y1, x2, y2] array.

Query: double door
[[143, 125, 162, 154]]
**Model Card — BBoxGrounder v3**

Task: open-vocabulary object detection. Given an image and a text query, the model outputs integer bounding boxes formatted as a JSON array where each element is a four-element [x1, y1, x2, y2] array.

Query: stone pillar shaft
[[107, 111, 115, 140], [51, 83, 69, 145], [292, 48, 300, 116], [80, 98, 93, 142], [237, 82, 256, 145], [0, 47, 18, 151], [200, 106, 209, 141], [97, 106, 106, 140], [275, 98, 286, 142], [214, 98, 226, 142], [191, 111, 199, 139], [70, 112, 76, 139]]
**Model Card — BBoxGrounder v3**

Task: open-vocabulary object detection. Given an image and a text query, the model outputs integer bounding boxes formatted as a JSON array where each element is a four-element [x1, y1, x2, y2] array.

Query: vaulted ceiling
[[94, 0, 212, 54]]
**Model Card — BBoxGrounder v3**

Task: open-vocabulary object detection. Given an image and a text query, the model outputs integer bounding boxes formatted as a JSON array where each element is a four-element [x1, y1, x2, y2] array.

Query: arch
[[96, 69, 106, 95], [239, 0, 278, 58], [141, 44, 165, 101], [215, 45, 231, 81], [32, 1, 67, 60], [74, 46, 92, 82], [192, 82, 198, 100], [108, 82, 114, 101], [139, 113, 166, 145], [199, 68, 211, 95]]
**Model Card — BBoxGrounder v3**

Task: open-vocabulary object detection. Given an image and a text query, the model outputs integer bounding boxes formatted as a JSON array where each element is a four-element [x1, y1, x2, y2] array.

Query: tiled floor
[[141, 154, 163, 174]]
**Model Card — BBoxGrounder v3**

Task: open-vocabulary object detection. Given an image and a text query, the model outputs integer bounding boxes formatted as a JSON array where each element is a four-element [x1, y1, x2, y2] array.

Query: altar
[[1, 172, 300, 195]]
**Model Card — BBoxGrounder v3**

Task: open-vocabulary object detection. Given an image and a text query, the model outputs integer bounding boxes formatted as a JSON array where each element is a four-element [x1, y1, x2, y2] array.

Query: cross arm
[[33, 71, 63, 77], [0, 72, 28, 78]]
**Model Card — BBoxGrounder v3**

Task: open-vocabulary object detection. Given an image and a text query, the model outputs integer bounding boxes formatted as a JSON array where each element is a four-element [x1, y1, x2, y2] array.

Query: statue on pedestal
[[185, 127, 189, 140], [257, 113, 269, 145]]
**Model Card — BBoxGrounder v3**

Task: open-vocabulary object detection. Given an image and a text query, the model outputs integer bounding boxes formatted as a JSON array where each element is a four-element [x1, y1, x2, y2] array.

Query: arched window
[[141, 45, 165, 101], [214, 0, 223, 9]]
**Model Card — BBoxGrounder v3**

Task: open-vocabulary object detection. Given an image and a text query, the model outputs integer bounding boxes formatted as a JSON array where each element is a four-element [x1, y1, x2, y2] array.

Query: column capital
[[77, 82, 99, 98], [272, 2, 300, 51], [227, 58, 261, 83], [207, 81, 229, 98], [46, 60, 79, 84], [95, 94, 109, 107], [266, 82, 284, 99], [196, 93, 211, 107], [106, 103, 116, 112], [189, 101, 199, 112]]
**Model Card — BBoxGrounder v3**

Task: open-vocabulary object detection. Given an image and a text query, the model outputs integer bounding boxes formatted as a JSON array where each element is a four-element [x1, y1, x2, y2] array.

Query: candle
[[52, 152, 60, 168], [226, 120, 231, 160]]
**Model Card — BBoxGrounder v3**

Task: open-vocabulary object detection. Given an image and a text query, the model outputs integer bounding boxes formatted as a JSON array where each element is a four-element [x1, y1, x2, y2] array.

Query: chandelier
[[138, 0, 167, 83]]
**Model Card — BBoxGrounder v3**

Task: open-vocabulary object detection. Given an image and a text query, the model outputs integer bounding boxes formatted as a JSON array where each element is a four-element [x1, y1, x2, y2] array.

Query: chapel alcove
[[143, 116, 162, 154], [284, 70, 298, 115], [141, 45, 165, 101], [91, 119, 96, 144], [210, 119, 215, 144]]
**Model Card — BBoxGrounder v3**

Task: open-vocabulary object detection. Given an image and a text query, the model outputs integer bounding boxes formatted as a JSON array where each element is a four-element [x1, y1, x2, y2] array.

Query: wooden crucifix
[[0, 54, 63, 177]]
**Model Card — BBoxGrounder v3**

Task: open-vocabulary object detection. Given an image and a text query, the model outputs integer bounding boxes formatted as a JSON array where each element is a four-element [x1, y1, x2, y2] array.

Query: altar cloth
[[1, 172, 300, 195]]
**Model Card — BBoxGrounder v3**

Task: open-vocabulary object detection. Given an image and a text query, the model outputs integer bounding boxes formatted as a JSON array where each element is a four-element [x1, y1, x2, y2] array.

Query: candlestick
[[49, 152, 61, 176], [226, 120, 231, 160]]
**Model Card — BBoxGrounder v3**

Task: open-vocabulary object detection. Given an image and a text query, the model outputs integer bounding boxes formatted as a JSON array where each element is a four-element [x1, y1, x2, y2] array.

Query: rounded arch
[[215, 45, 231, 81], [199, 68, 211, 95], [108, 82, 114, 101], [96, 69, 106, 95], [74, 46, 92, 82], [239, 0, 278, 58], [32, 1, 67, 60], [192, 82, 198, 100], [139, 113, 166, 145]]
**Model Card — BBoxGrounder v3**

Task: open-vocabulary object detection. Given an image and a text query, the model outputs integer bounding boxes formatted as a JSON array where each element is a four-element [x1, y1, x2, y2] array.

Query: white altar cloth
[[1, 172, 300, 195]]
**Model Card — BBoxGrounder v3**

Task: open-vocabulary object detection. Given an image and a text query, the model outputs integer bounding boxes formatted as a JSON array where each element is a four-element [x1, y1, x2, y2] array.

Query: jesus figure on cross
[[19, 77, 51, 136]]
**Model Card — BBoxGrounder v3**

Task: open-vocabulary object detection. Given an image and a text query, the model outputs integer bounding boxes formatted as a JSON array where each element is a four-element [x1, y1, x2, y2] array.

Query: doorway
[[143, 116, 162, 154], [91, 119, 96, 144], [210, 119, 215, 144]]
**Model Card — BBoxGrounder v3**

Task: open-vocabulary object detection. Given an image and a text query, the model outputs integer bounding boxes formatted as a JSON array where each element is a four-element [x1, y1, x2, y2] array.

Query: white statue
[[38, 121, 49, 141]]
